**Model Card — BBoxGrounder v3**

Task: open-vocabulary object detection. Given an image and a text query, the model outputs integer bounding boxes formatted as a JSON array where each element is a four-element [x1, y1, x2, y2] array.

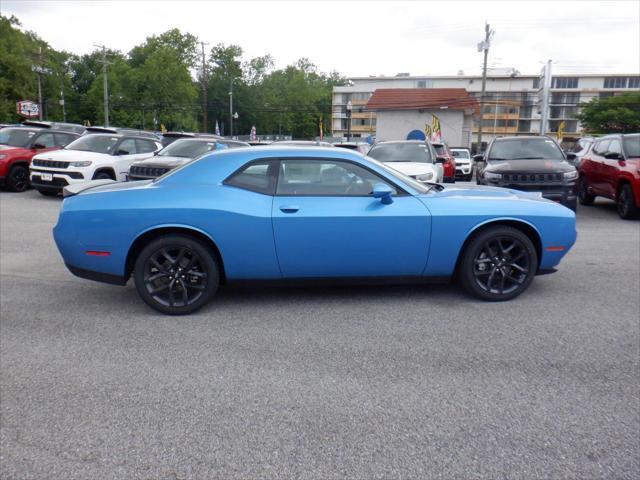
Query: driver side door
[[271, 158, 431, 278]]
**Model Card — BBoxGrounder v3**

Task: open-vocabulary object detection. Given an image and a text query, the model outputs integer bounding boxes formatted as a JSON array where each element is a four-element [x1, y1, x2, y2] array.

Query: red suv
[[431, 142, 456, 183], [578, 133, 640, 219], [0, 125, 80, 192]]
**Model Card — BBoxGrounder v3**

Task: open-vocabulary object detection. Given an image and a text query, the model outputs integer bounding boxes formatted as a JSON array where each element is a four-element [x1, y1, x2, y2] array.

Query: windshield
[[451, 150, 470, 159], [364, 155, 430, 193], [368, 143, 433, 163], [623, 135, 640, 157], [0, 128, 39, 147], [488, 138, 565, 161], [65, 135, 119, 154], [159, 139, 218, 158]]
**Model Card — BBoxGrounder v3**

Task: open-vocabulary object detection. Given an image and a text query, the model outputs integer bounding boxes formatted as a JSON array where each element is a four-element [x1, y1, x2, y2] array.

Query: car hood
[[385, 162, 435, 176], [130, 155, 191, 169], [484, 159, 574, 173], [429, 183, 553, 203], [0, 145, 31, 157], [33, 149, 110, 162]]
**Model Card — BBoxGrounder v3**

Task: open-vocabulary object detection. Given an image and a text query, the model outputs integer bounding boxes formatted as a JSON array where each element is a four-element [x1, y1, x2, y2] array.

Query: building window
[[552, 77, 578, 89], [533, 77, 540, 89], [417, 80, 427, 88], [518, 120, 531, 133], [629, 77, 640, 88], [550, 106, 579, 119], [551, 92, 580, 104], [599, 92, 614, 99], [605, 76, 640, 89], [549, 120, 578, 133]]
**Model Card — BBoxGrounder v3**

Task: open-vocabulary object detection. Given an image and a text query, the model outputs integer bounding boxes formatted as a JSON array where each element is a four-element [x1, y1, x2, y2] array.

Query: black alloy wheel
[[578, 177, 595, 205], [617, 184, 640, 219], [134, 235, 219, 314], [6, 165, 29, 192], [459, 226, 537, 301]]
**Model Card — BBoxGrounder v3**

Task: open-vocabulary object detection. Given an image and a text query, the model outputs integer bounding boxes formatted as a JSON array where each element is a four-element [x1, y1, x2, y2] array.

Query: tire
[[37, 189, 59, 197], [93, 171, 114, 180], [134, 234, 219, 315], [563, 197, 577, 212], [464, 173, 473, 182], [5, 165, 30, 192], [617, 183, 640, 220], [578, 177, 595, 206], [458, 226, 538, 301]]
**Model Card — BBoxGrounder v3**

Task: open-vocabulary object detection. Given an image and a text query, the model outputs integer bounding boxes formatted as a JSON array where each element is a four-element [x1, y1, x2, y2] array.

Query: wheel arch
[[92, 167, 116, 180], [124, 225, 226, 283], [454, 218, 543, 274]]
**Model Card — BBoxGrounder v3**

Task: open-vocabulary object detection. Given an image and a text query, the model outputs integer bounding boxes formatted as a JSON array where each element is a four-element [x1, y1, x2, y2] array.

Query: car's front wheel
[[617, 183, 640, 219], [459, 226, 538, 301], [134, 234, 220, 315], [6, 165, 29, 192]]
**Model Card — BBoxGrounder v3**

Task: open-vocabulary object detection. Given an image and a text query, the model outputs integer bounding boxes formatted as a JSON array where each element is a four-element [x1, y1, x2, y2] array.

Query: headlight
[[484, 171, 502, 180], [415, 172, 434, 181], [69, 161, 92, 167], [563, 170, 578, 181]]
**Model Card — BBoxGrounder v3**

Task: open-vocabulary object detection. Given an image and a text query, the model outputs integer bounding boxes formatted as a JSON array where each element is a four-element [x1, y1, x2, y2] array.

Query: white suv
[[367, 140, 444, 184], [30, 134, 162, 196], [450, 148, 473, 181]]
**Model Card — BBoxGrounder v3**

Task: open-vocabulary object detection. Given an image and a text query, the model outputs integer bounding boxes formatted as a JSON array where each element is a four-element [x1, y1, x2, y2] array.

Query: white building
[[332, 72, 640, 150]]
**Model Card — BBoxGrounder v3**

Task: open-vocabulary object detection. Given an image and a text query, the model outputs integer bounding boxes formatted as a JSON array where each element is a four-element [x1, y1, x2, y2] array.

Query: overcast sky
[[3, 0, 639, 77]]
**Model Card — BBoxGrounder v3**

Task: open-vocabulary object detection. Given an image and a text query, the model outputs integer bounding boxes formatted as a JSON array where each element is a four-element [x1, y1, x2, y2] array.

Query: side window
[[136, 139, 158, 153], [607, 140, 622, 155], [54, 133, 75, 147], [224, 160, 277, 195], [117, 138, 137, 155], [593, 140, 610, 156], [33, 132, 56, 148], [276, 159, 397, 196]]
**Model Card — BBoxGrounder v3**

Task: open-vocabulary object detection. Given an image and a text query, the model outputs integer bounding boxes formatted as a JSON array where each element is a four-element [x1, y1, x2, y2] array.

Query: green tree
[[578, 93, 640, 133]]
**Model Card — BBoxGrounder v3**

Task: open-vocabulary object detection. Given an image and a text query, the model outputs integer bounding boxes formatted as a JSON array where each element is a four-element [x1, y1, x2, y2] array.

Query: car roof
[[1, 125, 80, 135], [493, 135, 554, 141], [372, 140, 427, 145]]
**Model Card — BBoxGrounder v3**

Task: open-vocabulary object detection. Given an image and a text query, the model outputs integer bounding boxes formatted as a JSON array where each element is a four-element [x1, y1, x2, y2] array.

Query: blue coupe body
[[53, 147, 576, 288]]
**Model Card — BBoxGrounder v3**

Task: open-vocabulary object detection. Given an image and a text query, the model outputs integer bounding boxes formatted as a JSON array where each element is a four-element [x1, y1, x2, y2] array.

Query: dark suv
[[475, 136, 579, 211], [578, 133, 640, 219]]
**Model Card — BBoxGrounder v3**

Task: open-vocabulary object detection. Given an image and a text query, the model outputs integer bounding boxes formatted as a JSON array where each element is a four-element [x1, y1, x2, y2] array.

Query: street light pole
[[229, 78, 233, 137], [346, 100, 352, 141]]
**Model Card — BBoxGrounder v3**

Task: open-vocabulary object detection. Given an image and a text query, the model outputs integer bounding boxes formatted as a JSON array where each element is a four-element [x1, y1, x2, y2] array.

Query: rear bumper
[[66, 264, 128, 286]]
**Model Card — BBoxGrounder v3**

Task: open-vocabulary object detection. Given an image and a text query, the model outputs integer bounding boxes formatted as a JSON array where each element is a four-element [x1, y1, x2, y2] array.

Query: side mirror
[[32, 143, 47, 149], [473, 154, 485, 162], [435, 156, 447, 164], [604, 152, 621, 160], [372, 183, 394, 205], [565, 152, 577, 161]]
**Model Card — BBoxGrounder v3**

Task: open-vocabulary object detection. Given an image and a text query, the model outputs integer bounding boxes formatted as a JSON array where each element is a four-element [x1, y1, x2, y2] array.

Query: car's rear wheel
[[459, 226, 537, 301], [134, 235, 219, 315], [617, 183, 640, 219], [578, 177, 595, 205], [6, 165, 29, 192]]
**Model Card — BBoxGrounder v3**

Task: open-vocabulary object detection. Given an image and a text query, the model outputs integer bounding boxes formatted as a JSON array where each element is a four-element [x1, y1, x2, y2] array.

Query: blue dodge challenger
[[53, 146, 577, 315]]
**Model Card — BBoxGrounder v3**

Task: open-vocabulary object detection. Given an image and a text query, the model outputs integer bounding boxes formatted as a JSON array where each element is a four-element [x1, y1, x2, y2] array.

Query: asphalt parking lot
[[1, 187, 638, 479]]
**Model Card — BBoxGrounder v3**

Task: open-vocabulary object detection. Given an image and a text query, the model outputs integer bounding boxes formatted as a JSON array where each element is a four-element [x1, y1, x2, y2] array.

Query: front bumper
[[455, 163, 472, 177], [30, 168, 86, 192], [479, 178, 578, 208]]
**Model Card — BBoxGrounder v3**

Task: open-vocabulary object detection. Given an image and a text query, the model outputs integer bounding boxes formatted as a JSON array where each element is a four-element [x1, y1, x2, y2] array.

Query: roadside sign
[[16, 100, 40, 118]]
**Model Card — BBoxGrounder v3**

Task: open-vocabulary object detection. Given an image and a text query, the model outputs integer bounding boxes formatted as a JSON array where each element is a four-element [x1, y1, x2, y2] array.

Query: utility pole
[[476, 22, 493, 153], [31, 47, 50, 120], [200, 41, 209, 133], [59, 66, 67, 122], [94, 44, 112, 127]]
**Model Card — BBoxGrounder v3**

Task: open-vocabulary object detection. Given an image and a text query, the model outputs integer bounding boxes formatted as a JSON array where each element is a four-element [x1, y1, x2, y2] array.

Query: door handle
[[279, 205, 299, 213]]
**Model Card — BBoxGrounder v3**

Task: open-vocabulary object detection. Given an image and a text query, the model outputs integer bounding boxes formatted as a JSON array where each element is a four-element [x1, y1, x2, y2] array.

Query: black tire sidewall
[[618, 184, 639, 219], [7, 165, 29, 192], [133, 234, 219, 315], [578, 177, 594, 205], [459, 226, 538, 301]]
